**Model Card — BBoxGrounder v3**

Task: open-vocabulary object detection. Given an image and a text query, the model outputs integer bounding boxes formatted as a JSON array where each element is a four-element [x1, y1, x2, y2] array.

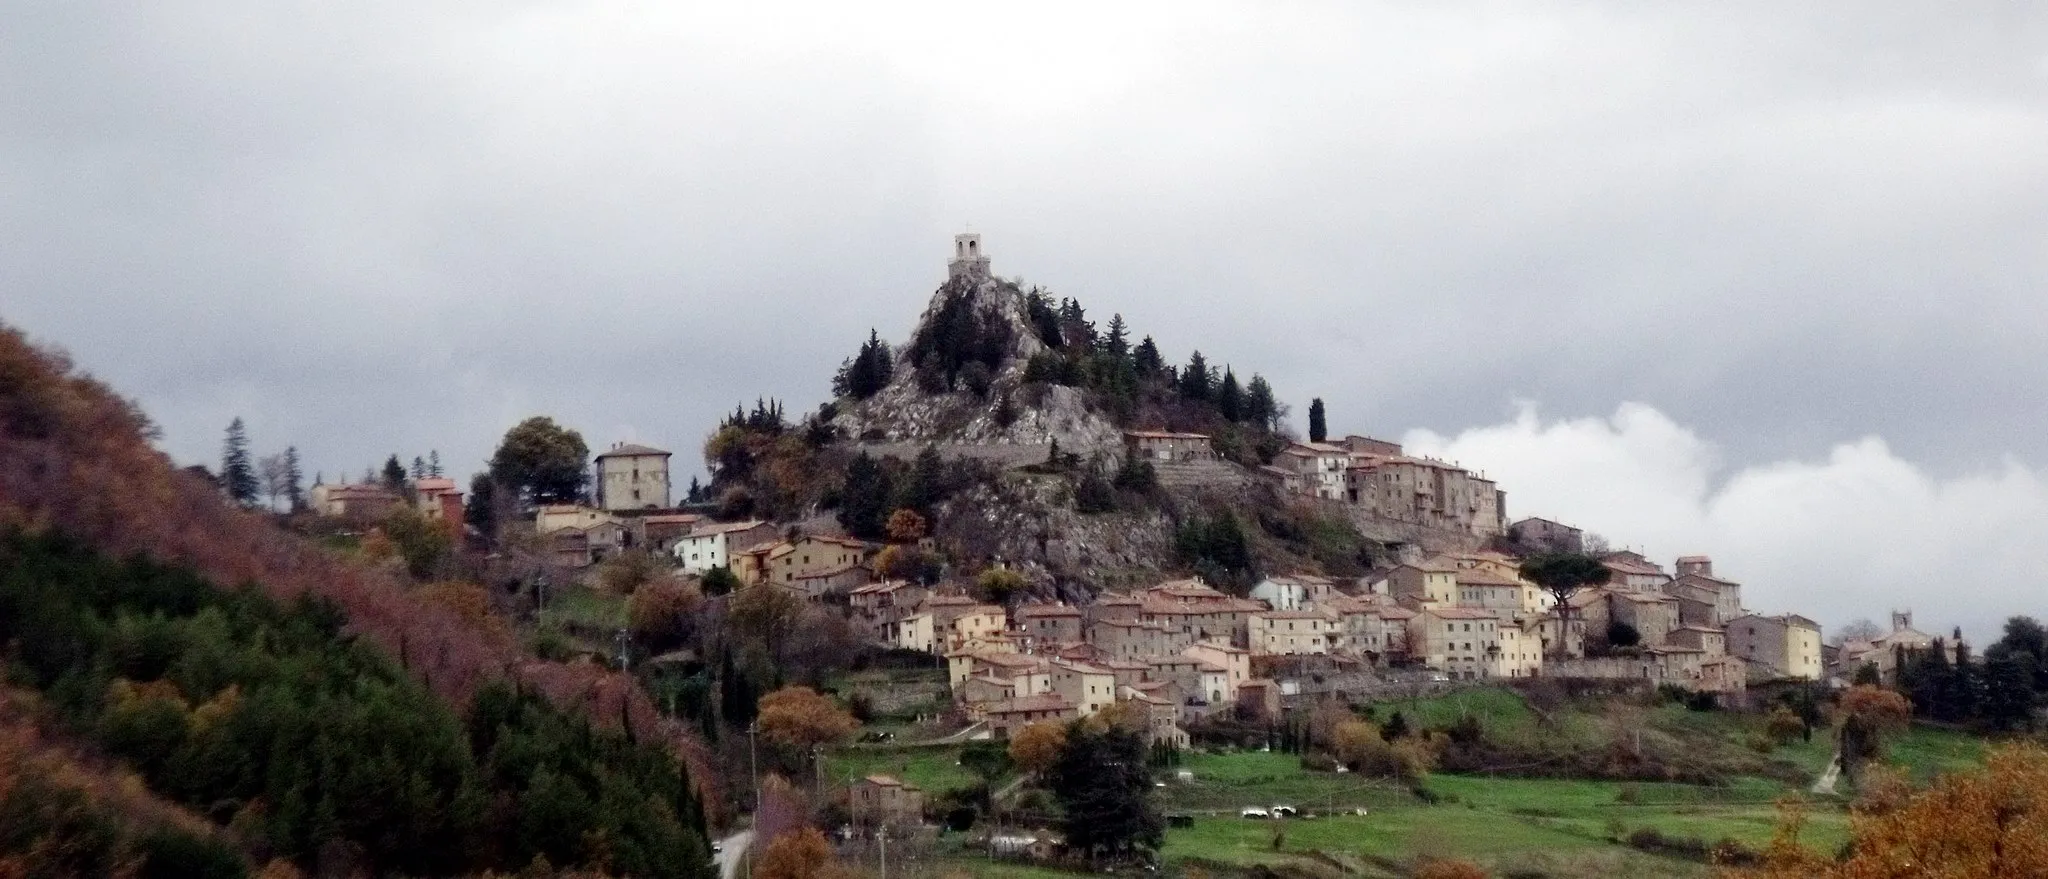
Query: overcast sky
[[5, 2, 2044, 637]]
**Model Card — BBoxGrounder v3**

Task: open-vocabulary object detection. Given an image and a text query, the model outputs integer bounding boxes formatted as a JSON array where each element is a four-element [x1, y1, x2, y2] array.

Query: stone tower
[[948, 232, 990, 280]]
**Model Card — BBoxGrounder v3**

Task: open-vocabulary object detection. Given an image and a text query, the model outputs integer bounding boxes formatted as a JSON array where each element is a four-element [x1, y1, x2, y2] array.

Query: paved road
[[715, 830, 752, 879]]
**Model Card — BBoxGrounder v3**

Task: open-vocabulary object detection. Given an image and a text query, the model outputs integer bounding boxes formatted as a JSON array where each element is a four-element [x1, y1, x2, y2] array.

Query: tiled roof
[[1424, 607, 1500, 620], [1124, 429, 1211, 440], [1017, 604, 1084, 618], [596, 443, 673, 459], [687, 520, 768, 536], [986, 695, 1074, 715]]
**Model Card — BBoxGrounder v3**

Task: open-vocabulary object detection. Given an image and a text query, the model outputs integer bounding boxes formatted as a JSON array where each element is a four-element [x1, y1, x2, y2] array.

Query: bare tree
[[257, 453, 292, 512], [1834, 617, 1885, 646], [1581, 532, 1613, 555]]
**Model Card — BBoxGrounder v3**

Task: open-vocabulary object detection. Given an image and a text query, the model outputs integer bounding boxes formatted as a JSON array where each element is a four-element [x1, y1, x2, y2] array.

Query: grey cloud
[[2, 1, 2045, 501]]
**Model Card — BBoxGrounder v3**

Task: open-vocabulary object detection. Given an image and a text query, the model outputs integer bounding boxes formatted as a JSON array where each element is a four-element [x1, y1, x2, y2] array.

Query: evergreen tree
[[283, 446, 306, 512], [1133, 336, 1163, 376], [220, 417, 258, 506], [1308, 398, 1328, 443], [892, 446, 946, 516], [838, 453, 891, 540], [428, 450, 443, 478], [1103, 313, 1129, 358], [383, 454, 409, 493], [1046, 722, 1163, 864], [1217, 368, 1244, 422], [1245, 375, 1278, 431], [1179, 351, 1213, 401], [466, 474, 500, 540], [1982, 651, 2037, 730], [411, 455, 428, 481]]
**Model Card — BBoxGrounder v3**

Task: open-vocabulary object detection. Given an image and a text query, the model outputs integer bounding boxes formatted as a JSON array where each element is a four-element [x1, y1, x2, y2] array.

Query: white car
[[1270, 805, 1299, 818], [1239, 807, 1270, 819]]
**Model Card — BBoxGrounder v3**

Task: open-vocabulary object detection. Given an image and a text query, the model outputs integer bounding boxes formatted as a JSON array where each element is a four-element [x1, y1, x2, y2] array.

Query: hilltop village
[[301, 236, 1909, 752]]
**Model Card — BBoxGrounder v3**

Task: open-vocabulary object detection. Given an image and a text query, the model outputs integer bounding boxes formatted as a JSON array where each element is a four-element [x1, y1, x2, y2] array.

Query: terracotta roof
[[1286, 441, 1350, 455], [414, 477, 459, 492], [1124, 429, 1212, 440], [1424, 607, 1500, 620], [851, 580, 910, 595], [1095, 593, 1143, 606], [986, 695, 1075, 715], [1377, 606, 1418, 620], [1603, 558, 1669, 577], [1052, 660, 1112, 675], [1672, 572, 1740, 588], [641, 513, 703, 525], [1254, 610, 1335, 621], [596, 443, 673, 459], [686, 520, 768, 537], [1455, 569, 1523, 587], [1017, 604, 1084, 618]]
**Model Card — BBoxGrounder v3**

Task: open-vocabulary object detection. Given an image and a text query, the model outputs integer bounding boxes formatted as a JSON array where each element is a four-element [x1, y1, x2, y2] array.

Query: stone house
[[1249, 574, 1337, 611], [1664, 557, 1743, 626], [1275, 441, 1351, 500], [1453, 568, 1526, 613], [1509, 516, 1584, 553], [1727, 613, 1824, 681], [1600, 553, 1671, 594], [593, 442, 672, 511], [1123, 430, 1215, 463], [1608, 590, 1680, 646], [891, 613, 936, 654], [1013, 603, 1086, 644], [986, 695, 1077, 741], [1050, 660, 1117, 717], [1120, 687, 1190, 749], [851, 775, 924, 827], [1409, 607, 1505, 680], [1248, 610, 1338, 656], [1668, 625, 1727, 656]]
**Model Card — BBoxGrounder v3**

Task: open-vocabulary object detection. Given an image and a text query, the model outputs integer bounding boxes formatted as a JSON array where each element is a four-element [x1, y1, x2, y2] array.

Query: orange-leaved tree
[[756, 686, 859, 753], [753, 827, 857, 879], [1009, 721, 1068, 777], [1732, 742, 2048, 879]]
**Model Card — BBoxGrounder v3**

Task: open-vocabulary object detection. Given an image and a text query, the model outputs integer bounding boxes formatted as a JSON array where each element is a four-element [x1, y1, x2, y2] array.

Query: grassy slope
[[931, 687, 1990, 878]]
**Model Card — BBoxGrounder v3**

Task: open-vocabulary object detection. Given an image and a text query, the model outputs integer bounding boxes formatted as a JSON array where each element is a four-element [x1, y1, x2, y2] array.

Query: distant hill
[[0, 322, 720, 876]]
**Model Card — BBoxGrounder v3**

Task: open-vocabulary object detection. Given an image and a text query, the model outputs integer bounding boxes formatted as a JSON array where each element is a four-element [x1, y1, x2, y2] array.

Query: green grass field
[[852, 688, 1992, 878], [823, 744, 986, 793]]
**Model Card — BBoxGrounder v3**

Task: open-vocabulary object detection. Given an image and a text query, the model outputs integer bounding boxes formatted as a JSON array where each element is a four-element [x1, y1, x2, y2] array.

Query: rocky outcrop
[[831, 274, 1126, 459]]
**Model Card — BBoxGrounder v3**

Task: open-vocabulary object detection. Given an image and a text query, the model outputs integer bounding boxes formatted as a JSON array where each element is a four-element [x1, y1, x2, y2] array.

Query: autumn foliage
[[753, 827, 857, 879], [756, 686, 860, 751], [1733, 742, 2048, 879], [1415, 859, 1491, 879], [0, 324, 724, 813]]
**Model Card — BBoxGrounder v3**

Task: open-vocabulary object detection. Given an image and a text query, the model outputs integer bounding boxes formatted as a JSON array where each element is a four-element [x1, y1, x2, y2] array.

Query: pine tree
[[383, 455, 409, 494], [1308, 398, 1328, 443], [837, 453, 891, 540], [466, 474, 499, 540], [1179, 351, 1213, 401], [1133, 336, 1163, 376], [1217, 368, 1244, 422], [428, 450, 443, 478], [220, 417, 258, 506], [283, 446, 306, 512], [1245, 375, 1278, 431], [1103, 314, 1129, 358], [411, 456, 428, 481]]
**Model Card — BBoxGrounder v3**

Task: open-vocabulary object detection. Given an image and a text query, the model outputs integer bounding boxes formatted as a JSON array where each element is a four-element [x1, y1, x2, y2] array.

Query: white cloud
[[1404, 403, 2047, 641]]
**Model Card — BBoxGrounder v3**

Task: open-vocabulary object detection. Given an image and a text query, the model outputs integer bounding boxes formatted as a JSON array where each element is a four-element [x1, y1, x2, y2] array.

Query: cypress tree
[[1308, 398, 1328, 443], [1217, 368, 1244, 421], [283, 445, 306, 512]]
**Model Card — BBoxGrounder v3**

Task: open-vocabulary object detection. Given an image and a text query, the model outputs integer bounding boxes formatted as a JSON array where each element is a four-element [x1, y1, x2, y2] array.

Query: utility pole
[[616, 627, 631, 672]]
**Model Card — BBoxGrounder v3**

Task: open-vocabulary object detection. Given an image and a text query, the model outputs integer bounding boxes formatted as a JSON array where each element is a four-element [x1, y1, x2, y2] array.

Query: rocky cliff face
[[830, 274, 1127, 458]]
